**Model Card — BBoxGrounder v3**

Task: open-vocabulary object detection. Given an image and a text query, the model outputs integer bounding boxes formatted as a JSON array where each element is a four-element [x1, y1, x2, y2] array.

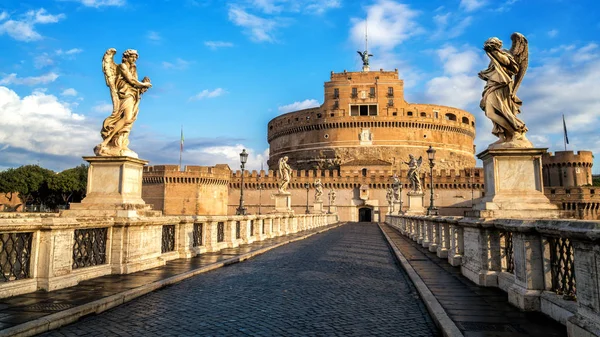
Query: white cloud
[[305, 0, 341, 15], [66, 0, 125, 8], [34, 53, 54, 69], [246, 0, 340, 15], [189, 88, 227, 101], [0, 9, 65, 42], [56, 48, 83, 56], [162, 58, 191, 70], [188, 145, 269, 171], [147, 31, 161, 41], [460, 0, 486, 12], [0, 11, 7, 21], [205, 41, 234, 50], [278, 99, 320, 113], [0, 86, 96, 157], [92, 102, 113, 113], [432, 13, 472, 39], [350, 0, 422, 51], [228, 6, 278, 42], [0, 72, 59, 86], [61, 88, 77, 96], [548, 29, 558, 38]]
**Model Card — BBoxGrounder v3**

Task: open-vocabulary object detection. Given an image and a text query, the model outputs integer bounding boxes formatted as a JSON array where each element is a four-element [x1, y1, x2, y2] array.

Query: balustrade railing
[[499, 231, 514, 274], [0, 232, 33, 282], [235, 221, 241, 239], [217, 222, 225, 243], [193, 223, 203, 247], [72, 228, 108, 269]]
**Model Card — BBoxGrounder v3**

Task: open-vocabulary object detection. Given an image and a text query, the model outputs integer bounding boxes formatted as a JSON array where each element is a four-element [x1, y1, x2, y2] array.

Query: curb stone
[[0, 222, 345, 337], [378, 223, 463, 337]]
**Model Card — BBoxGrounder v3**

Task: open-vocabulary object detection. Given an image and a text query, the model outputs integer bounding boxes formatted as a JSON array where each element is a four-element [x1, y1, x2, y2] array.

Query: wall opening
[[358, 207, 372, 222]]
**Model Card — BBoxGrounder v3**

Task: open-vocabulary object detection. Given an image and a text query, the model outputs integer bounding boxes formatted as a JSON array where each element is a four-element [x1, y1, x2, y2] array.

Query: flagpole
[[179, 125, 183, 170], [562, 114, 568, 151]]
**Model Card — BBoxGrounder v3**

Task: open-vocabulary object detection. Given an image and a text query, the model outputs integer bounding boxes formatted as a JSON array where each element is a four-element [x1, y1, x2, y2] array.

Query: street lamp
[[236, 149, 249, 215], [426, 146, 438, 216], [258, 182, 265, 215], [304, 182, 310, 214]]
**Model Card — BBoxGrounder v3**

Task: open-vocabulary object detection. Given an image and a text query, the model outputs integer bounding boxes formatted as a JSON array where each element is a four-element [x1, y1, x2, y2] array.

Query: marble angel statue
[[405, 155, 423, 193], [95, 48, 152, 157], [277, 156, 292, 194], [478, 33, 531, 148]]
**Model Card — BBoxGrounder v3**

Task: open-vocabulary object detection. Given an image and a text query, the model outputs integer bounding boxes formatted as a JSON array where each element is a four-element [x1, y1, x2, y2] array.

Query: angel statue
[[314, 179, 323, 202], [95, 48, 152, 157], [357, 50, 373, 66], [329, 189, 336, 206], [277, 156, 292, 194], [478, 33, 532, 149], [405, 154, 423, 193]]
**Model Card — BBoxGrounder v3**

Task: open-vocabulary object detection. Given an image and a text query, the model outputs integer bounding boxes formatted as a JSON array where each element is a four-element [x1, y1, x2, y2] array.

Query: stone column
[[448, 224, 463, 266], [567, 240, 600, 337], [507, 228, 544, 311], [460, 218, 501, 287]]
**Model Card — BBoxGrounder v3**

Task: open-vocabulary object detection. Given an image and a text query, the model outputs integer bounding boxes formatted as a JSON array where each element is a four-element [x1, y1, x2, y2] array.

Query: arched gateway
[[358, 207, 372, 222]]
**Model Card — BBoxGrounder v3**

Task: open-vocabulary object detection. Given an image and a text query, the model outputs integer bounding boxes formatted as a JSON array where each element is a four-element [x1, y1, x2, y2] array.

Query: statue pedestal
[[328, 205, 337, 214], [472, 148, 561, 219], [405, 192, 425, 215], [62, 156, 158, 217], [273, 193, 293, 214], [313, 201, 324, 213]]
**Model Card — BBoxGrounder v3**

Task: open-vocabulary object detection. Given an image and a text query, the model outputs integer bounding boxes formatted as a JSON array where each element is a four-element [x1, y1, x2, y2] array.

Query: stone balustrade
[[386, 214, 600, 337], [0, 213, 338, 299]]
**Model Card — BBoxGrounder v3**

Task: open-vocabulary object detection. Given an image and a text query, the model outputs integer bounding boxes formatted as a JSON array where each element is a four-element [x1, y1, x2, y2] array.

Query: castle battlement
[[543, 151, 594, 167]]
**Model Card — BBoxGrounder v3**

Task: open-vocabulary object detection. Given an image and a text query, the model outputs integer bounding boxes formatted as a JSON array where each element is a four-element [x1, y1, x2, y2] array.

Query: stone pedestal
[[328, 205, 337, 214], [313, 201, 323, 213], [62, 156, 157, 217], [472, 148, 561, 219], [273, 193, 293, 213], [393, 201, 403, 215], [405, 192, 425, 215]]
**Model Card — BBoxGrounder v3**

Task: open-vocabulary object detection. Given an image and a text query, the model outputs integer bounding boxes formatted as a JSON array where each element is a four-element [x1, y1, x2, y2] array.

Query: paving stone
[[41, 223, 439, 337]]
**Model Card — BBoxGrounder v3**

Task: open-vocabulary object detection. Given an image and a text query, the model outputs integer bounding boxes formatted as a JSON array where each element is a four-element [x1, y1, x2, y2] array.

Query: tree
[[10, 165, 56, 208], [49, 164, 88, 205], [0, 168, 21, 202], [593, 176, 600, 187]]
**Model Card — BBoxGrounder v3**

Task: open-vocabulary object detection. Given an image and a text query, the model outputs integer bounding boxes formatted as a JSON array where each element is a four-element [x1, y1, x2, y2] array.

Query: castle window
[[333, 100, 339, 109], [471, 121, 475, 127], [369, 87, 375, 98], [350, 104, 378, 116], [407, 111, 413, 117], [462, 117, 469, 124], [351, 88, 358, 98], [392, 112, 397, 116], [362, 168, 367, 177], [333, 88, 339, 99], [330, 113, 335, 117], [388, 99, 394, 107], [434, 111, 439, 118], [316, 113, 322, 118], [387, 87, 394, 97], [420, 112, 427, 117], [445, 113, 457, 121], [591, 189, 595, 194]]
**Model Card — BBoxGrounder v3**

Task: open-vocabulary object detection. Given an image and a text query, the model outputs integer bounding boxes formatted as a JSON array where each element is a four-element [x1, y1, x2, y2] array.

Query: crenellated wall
[[142, 164, 231, 216], [542, 151, 594, 187]]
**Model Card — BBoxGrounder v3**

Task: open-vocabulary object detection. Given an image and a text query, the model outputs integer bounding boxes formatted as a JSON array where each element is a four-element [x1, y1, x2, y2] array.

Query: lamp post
[[236, 149, 249, 215], [304, 182, 310, 214], [258, 182, 264, 215], [398, 181, 403, 215], [426, 146, 438, 216]]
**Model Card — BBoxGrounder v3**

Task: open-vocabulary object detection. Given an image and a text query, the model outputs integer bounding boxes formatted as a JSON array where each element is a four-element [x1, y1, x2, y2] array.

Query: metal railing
[[0, 233, 33, 282], [72, 228, 107, 269], [500, 231, 514, 274], [193, 223, 203, 247], [161, 225, 175, 253], [217, 222, 225, 243], [548, 237, 576, 300]]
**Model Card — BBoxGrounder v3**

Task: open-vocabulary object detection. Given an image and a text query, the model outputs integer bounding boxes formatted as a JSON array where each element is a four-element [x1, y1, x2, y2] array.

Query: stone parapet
[[387, 214, 600, 337]]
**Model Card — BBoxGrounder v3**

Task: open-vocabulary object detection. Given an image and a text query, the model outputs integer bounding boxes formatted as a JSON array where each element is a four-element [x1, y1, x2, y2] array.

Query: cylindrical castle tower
[[542, 151, 594, 187], [267, 69, 476, 171]]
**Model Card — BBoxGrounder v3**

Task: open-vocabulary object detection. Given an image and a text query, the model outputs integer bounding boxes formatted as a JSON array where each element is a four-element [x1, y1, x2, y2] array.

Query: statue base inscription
[[405, 192, 425, 215], [62, 156, 157, 217], [471, 148, 562, 219], [273, 193, 293, 214]]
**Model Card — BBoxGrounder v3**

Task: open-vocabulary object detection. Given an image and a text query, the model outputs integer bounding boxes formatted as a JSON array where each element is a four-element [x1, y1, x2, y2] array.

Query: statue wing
[[417, 156, 423, 168], [102, 48, 117, 86], [509, 32, 528, 97], [357, 50, 364, 58]]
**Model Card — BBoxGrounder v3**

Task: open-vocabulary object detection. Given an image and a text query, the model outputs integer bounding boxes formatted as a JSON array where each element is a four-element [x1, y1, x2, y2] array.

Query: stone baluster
[[422, 218, 431, 248], [429, 219, 439, 253], [437, 220, 450, 259]]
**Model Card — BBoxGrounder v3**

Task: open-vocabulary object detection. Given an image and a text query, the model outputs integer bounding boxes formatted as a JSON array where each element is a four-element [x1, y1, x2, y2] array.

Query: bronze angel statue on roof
[[478, 32, 532, 149], [94, 48, 152, 158], [357, 50, 373, 66]]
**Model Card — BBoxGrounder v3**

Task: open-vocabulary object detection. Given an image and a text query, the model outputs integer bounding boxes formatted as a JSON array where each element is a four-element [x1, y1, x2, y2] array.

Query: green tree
[[10, 165, 56, 209], [593, 176, 600, 187], [49, 164, 88, 205]]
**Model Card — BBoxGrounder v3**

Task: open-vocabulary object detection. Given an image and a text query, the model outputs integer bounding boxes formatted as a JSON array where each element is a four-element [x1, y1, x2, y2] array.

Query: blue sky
[[0, 0, 599, 173]]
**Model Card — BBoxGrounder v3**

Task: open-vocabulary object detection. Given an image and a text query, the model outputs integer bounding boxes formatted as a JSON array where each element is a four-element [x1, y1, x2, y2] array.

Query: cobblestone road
[[42, 223, 439, 336]]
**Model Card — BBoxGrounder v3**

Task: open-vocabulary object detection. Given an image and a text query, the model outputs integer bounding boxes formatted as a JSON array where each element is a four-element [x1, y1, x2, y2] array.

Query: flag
[[180, 126, 184, 152], [562, 114, 569, 144]]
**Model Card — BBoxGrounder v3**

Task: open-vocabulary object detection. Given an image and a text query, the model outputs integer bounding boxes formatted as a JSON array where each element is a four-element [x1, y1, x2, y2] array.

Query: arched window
[[462, 116, 469, 124], [407, 111, 413, 117], [420, 112, 427, 117], [445, 113, 457, 121], [361, 168, 367, 177]]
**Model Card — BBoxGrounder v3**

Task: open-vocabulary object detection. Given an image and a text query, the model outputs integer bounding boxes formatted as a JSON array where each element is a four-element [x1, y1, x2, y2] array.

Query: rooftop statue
[[478, 33, 532, 149], [95, 48, 152, 158], [357, 50, 373, 66]]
